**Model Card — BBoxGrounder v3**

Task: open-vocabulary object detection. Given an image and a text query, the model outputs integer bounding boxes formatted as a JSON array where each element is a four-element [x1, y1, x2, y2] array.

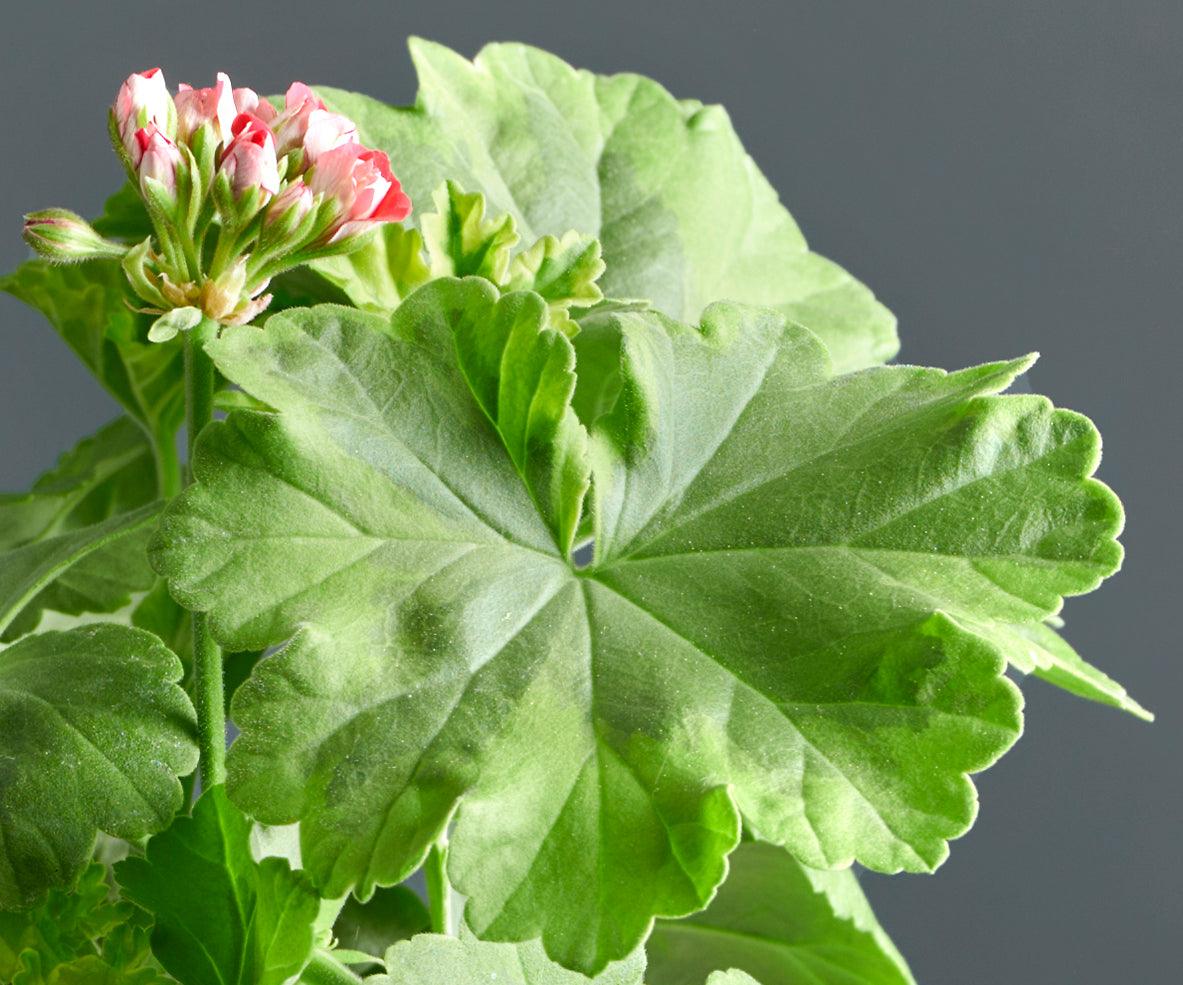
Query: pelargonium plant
[[0, 39, 1150, 985]]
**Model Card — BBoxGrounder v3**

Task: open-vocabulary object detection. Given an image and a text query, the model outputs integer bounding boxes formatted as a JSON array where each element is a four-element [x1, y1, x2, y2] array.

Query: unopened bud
[[23, 209, 128, 264]]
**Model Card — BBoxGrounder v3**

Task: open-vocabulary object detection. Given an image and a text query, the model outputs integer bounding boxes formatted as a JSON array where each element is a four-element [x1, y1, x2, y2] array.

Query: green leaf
[[91, 184, 153, 243], [318, 39, 896, 372], [0, 502, 160, 639], [371, 932, 646, 985], [308, 224, 430, 313], [0, 419, 159, 641], [151, 286, 1120, 972], [1, 261, 184, 435], [0, 625, 197, 909], [116, 786, 321, 985], [646, 841, 914, 985]]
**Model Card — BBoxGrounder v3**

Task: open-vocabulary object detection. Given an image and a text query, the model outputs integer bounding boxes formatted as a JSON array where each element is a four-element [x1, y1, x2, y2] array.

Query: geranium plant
[[0, 39, 1150, 985]]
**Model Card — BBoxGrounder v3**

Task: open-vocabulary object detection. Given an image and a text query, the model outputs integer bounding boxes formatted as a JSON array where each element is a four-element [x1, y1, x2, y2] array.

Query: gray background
[[1, 2, 1178, 982]]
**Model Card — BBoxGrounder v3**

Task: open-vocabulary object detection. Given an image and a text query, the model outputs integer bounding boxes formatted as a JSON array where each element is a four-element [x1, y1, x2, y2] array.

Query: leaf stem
[[425, 835, 452, 935], [185, 317, 225, 789], [299, 952, 365, 985]]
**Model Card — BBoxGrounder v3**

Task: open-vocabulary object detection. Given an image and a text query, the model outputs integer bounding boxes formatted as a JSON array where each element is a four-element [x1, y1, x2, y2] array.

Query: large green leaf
[[373, 933, 646, 985], [0, 419, 159, 641], [0, 625, 197, 909], [647, 841, 914, 985], [1, 261, 183, 436], [151, 282, 1121, 972], [116, 787, 320, 985], [316, 39, 896, 372]]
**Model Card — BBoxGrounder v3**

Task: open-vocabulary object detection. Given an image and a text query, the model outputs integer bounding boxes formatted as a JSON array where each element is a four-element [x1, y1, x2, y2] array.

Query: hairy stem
[[151, 425, 182, 500], [425, 835, 451, 935], [185, 318, 225, 789], [300, 952, 365, 985]]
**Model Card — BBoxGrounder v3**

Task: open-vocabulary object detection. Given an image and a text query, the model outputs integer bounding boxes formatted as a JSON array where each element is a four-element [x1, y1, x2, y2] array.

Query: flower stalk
[[184, 317, 225, 790]]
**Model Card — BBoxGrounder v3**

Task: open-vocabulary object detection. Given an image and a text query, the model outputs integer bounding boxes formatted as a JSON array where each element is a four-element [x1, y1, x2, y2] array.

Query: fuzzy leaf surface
[[0, 626, 197, 909], [152, 284, 1120, 972]]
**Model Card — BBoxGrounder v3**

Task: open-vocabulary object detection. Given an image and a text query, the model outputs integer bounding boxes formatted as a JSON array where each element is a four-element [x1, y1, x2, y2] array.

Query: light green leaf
[[0, 502, 160, 640], [371, 933, 646, 985], [116, 787, 321, 985], [317, 39, 896, 372], [647, 841, 914, 985], [506, 231, 605, 310], [0, 625, 197, 909], [1, 262, 184, 435], [152, 286, 1119, 972], [309, 224, 430, 313], [422, 180, 520, 282], [0, 419, 159, 641]]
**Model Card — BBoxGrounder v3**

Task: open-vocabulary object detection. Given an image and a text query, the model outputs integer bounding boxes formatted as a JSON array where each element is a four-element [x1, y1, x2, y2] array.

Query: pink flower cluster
[[113, 69, 411, 244]]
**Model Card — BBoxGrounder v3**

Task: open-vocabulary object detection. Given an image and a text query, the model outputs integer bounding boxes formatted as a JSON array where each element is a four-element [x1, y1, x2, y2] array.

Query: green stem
[[425, 836, 451, 935], [151, 425, 182, 500], [185, 318, 225, 789], [299, 952, 364, 985]]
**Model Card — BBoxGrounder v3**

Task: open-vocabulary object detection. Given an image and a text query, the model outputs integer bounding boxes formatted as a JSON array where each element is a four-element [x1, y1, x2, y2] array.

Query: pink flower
[[310, 142, 411, 242], [114, 68, 173, 161], [135, 125, 183, 194], [232, 87, 277, 125], [271, 82, 356, 165], [302, 109, 358, 165], [220, 113, 280, 199], [174, 72, 236, 144]]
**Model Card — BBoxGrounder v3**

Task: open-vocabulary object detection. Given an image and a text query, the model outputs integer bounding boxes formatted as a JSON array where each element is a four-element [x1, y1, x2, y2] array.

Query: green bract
[[151, 273, 1120, 972], [315, 39, 898, 373]]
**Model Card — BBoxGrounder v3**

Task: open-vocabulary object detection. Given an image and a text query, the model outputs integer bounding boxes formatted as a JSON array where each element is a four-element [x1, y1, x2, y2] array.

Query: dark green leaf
[[0, 626, 197, 909], [117, 787, 321, 985], [1, 262, 183, 435]]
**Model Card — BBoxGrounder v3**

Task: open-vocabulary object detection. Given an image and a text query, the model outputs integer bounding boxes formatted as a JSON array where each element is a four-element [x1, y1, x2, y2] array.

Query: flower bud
[[114, 68, 175, 161], [309, 143, 411, 243], [265, 180, 314, 228], [220, 113, 280, 200], [136, 125, 183, 194], [302, 110, 357, 166], [22, 209, 127, 264], [174, 72, 236, 145], [272, 82, 326, 158]]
